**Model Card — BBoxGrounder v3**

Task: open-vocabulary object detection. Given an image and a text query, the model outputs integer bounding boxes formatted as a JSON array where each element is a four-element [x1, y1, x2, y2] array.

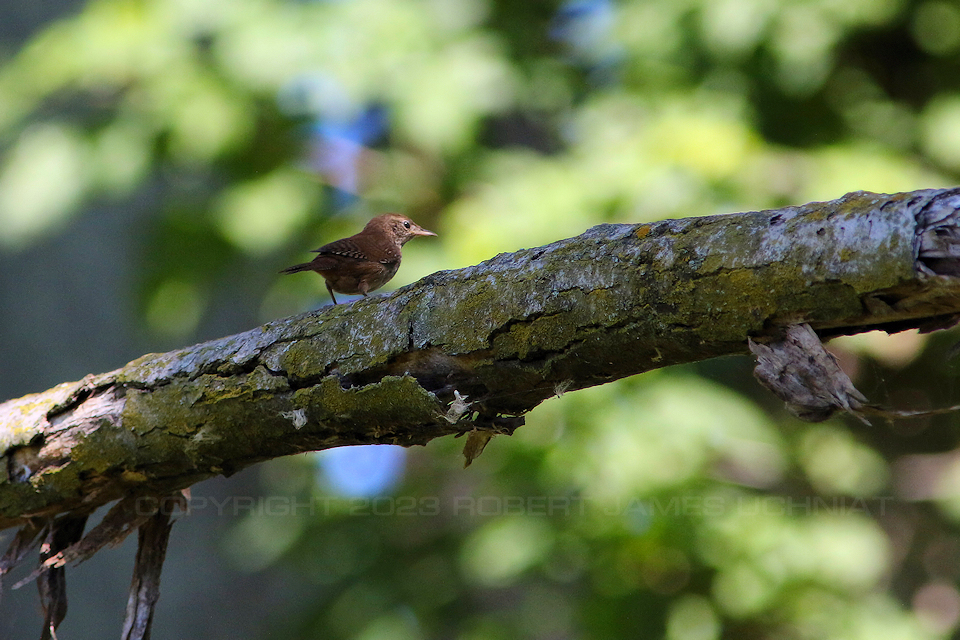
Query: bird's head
[[368, 213, 437, 245]]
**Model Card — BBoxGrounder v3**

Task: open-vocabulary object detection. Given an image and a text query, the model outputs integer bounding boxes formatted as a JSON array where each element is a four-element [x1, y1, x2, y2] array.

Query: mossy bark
[[2, 188, 960, 530]]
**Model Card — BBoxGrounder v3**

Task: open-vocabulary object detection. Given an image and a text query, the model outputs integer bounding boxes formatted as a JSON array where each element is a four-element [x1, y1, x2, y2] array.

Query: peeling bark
[[38, 514, 86, 640], [121, 503, 177, 640], [750, 324, 870, 423], [2, 188, 960, 530]]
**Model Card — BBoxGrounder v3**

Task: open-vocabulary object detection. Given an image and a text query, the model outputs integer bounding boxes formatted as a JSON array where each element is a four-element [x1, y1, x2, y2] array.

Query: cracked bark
[[2, 187, 960, 531]]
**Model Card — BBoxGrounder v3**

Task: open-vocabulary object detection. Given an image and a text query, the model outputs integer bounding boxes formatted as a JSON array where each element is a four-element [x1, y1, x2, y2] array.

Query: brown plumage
[[280, 213, 436, 304]]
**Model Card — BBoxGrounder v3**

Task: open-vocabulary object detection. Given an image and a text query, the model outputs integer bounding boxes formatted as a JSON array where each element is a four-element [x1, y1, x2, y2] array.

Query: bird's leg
[[326, 282, 339, 305]]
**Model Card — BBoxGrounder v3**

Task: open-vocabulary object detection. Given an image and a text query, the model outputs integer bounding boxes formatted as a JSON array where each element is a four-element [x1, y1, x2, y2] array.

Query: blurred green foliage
[[4, 0, 960, 638]]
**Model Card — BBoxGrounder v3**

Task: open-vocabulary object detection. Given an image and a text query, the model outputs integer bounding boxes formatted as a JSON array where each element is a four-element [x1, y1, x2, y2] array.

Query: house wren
[[280, 213, 437, 304]]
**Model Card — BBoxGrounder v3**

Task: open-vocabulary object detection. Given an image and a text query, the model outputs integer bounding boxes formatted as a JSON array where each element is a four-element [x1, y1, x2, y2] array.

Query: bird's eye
[[403, 220, 411, 229]]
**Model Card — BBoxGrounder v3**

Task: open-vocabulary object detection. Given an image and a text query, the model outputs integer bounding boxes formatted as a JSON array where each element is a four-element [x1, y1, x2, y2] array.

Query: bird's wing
[[312, 237, 369, 260], [313, 237, 401, 264]]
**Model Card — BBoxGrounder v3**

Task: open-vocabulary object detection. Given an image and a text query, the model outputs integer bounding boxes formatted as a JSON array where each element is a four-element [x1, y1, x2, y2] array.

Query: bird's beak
[[414, 226, 437, 237]]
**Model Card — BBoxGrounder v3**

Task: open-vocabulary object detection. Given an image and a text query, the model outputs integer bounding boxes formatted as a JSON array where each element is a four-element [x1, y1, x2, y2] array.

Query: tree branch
[[2, 188, 960, 530]]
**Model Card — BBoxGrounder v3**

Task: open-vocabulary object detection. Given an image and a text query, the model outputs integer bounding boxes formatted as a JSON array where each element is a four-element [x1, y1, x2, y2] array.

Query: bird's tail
[[279, 262, 313, 275]]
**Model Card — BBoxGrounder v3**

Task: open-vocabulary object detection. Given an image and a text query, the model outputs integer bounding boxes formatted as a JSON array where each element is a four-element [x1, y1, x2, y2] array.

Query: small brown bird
[[281, 213, 436, 304]]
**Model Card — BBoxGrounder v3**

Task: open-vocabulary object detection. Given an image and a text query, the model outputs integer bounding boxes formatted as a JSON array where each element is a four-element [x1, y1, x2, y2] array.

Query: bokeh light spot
[[912, 1, 960, 55], [215, 169, 317, 255], [667, 595, 721, 640], [920, 94, 960, 171], [0, 123, 88, 249], [316, 445, 406, 498], [145, 278, 205, 338], [461, 517, 553, 587]]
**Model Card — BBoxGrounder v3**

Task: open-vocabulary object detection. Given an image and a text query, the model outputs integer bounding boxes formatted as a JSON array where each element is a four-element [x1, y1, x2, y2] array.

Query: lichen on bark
[[2, 187, 960, 529]]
